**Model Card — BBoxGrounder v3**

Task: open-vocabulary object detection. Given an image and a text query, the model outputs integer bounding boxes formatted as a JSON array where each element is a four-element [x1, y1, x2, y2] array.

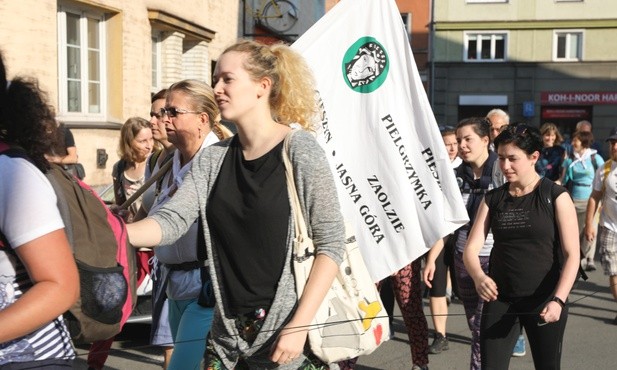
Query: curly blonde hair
[[222, 40, 317, 130]]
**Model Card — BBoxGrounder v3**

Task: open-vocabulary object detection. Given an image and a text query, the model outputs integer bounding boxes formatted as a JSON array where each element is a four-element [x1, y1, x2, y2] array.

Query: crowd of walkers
[[2, 38, 617, 370]]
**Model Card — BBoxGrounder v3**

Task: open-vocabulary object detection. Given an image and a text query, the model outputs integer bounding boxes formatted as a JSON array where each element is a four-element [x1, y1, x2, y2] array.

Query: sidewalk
[[356, 269, 617, 369]]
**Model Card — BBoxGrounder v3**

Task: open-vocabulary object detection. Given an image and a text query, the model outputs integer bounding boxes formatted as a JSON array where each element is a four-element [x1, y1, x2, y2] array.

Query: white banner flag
[[292, 0, 468, 281]]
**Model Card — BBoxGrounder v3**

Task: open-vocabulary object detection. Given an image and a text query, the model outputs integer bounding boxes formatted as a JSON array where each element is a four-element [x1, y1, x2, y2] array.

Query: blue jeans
[[167, 298, 214, 370]]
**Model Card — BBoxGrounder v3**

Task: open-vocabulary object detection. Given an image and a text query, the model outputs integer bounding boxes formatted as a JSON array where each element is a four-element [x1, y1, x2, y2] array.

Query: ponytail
[[222, 40, 318, 130]]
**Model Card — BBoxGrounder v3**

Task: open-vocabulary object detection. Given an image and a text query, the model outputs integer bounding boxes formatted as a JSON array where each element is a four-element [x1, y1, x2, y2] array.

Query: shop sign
[[541, 91, 617, 105]]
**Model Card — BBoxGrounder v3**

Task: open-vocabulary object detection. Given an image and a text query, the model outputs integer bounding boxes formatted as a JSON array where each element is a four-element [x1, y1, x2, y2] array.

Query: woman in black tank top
[[464, 124, 580, 370]]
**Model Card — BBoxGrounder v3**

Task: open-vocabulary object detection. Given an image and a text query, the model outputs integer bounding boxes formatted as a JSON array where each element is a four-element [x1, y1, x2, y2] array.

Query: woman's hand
[[584, 224, 596, 242], [539, 300, 562, 325], [269, 322, 308, 365], [474, 274, 498, 302], [423, 259, 436, 288], [110, 204, 131, 222]]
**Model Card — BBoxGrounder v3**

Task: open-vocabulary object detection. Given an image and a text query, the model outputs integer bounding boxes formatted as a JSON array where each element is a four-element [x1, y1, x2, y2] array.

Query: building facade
[[326, 0, 431, 87], [241, 0, 324, 44], [432, 0, 617, 142], [0, 0, 239, 185]]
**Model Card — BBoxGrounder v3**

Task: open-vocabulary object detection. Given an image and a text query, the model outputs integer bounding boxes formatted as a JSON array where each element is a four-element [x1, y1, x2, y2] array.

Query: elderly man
[[486, 109, 509, 149], [585, 127, 617, 325]]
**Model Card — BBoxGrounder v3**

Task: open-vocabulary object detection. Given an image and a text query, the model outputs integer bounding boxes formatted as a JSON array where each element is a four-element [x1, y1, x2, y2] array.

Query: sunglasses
[[503, 124, 528, 138], [160, 107, 202, 118]]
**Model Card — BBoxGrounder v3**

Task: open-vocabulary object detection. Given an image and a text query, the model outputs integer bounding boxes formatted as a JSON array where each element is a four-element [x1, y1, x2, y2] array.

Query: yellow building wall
[[0, 0, 239, 186]]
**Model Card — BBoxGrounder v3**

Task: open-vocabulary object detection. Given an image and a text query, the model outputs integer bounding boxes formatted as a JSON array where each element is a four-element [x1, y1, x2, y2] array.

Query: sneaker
[[512, 335, 526, 357], [586, 262, 597, 271], [412, 365, 429, 370], [428, 333, 449, 354]]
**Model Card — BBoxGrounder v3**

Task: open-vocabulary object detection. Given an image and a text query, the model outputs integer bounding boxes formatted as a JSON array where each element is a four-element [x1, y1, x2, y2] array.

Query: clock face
[[262, 0, 298, 33]]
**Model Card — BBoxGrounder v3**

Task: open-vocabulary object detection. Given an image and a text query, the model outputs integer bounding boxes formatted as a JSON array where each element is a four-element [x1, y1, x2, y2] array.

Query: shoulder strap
[[602, 159, 612, 194], [541, 178, 588, 281], [113, 160, 128, 205], [479, 151, 498, 190], [155, 152, 175, 196], [592, 154, 598, 171], [539, 178, 554, 216], [148, 150, 162, 174]]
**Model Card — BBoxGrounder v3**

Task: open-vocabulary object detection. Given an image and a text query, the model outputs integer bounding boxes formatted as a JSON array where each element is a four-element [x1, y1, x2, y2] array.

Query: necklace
[[510, 175, 540, 197]]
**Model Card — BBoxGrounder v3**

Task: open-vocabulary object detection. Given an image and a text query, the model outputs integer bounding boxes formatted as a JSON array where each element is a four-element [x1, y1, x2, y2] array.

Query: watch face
[[262, 0, 298, 33]]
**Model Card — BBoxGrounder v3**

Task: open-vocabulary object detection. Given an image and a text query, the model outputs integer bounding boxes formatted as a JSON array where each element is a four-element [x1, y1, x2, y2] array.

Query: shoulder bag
[[282, 130, 389, 363]]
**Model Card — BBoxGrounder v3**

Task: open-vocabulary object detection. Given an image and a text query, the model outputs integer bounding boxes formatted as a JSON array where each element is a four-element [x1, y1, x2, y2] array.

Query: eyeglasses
[[160, 107, 202, 118]]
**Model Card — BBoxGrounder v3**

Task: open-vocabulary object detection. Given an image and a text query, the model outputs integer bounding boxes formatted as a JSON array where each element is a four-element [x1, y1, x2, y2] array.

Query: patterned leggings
[[339, 258, 429, 369], [454, 250, 490, 370]]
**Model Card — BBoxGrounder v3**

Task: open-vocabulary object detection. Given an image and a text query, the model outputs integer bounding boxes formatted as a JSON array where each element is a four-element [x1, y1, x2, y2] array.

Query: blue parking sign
[[523, 101, 535, 118]]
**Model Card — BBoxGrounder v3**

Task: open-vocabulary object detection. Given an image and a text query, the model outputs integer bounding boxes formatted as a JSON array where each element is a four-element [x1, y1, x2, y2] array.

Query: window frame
[[57, 6, 107, 122], [400, 13, 412, 42], [463, 31, 508, 62], [466, 0, 509, 3], [553, 29, 584, 62], [151, 32, 162, 94]]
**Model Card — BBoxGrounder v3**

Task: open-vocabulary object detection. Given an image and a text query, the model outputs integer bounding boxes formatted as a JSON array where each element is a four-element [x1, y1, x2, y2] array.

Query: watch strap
[[551, 296, 566, 308]]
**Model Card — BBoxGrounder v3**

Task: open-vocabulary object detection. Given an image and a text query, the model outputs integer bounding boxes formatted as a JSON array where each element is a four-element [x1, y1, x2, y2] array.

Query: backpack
[[538, 179, 588, 283], [0, 144, 137, 344]]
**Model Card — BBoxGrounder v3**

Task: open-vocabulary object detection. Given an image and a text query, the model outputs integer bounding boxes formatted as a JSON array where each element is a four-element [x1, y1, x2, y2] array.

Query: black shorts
[[428, 235, 456, 298]]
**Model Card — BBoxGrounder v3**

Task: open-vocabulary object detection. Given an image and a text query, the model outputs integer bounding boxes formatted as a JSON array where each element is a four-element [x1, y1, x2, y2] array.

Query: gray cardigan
[[151, 129, 345, 368]]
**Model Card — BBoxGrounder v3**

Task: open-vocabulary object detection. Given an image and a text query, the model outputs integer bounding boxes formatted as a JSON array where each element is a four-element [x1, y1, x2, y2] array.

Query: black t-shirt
[[485, 179, 567, 299], [206, 136, 290, 315]]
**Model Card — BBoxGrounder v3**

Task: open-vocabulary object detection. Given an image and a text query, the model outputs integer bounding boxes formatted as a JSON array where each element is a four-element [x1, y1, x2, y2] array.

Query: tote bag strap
[[282, 130, 311, 254]]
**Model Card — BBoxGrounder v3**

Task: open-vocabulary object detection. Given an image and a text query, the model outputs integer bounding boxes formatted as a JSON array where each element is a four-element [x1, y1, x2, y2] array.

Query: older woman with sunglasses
[[464, 124, 580, 369], [146, 79, 231, 370]]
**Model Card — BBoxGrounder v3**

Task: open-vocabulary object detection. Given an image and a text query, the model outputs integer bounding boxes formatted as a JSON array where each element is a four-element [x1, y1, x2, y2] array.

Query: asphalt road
[[72, 266, 617, 369]]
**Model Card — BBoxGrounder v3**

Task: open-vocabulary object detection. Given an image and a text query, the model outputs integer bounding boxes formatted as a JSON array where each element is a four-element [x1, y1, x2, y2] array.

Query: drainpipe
[[429, 0, 435, 107]]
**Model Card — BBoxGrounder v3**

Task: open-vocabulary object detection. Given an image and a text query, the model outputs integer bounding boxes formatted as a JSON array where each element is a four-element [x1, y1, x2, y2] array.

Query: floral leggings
[[339, 258, 429, 369], [454, 250, 490, 370]]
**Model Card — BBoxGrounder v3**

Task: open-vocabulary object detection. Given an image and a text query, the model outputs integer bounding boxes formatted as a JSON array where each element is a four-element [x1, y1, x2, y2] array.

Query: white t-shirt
[[0, 157, 64, 246], [592, 160, 617, 232], [0, 156, 73, 364]]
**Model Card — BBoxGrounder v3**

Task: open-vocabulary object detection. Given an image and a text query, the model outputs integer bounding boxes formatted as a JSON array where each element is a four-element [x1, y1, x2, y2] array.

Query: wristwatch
[[551, 296, 566, 308]]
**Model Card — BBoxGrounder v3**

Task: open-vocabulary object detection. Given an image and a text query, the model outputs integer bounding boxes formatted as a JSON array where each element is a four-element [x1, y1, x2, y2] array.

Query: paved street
[[73, 266, 617, 369]]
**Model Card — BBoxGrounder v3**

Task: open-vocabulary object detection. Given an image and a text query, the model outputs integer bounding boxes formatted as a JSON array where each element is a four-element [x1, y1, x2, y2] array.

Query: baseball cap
[[606, 127, 617, 142]]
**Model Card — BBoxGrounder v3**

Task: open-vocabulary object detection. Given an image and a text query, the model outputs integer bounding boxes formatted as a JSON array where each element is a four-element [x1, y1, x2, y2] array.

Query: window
[[57, 7, 106, 120], [400, 13, 412, 42], [464, 32, 507, 62], [151, 32, 162, 93], [554, 31, 583, 61]]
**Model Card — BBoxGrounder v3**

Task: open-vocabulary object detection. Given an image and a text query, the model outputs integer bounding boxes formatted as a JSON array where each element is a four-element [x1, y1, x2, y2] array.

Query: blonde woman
[[127, 40, 345, 369]]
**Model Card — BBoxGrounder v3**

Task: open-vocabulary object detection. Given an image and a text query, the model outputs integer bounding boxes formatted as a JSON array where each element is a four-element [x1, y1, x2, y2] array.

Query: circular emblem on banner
[[342, 37, 389, 93]]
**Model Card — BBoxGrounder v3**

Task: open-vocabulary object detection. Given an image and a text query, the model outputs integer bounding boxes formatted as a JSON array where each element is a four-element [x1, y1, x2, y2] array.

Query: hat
[[606, 127, 617, 142]]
